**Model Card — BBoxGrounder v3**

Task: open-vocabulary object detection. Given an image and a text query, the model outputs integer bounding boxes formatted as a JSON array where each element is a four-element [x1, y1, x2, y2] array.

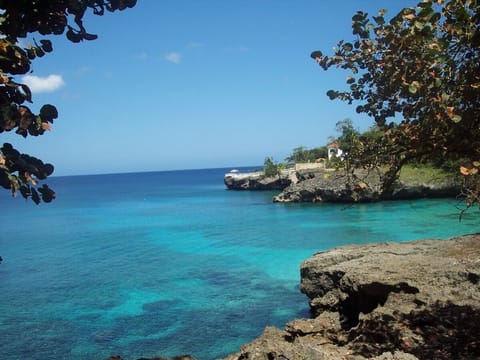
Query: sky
[[3, 0, 419, 176]]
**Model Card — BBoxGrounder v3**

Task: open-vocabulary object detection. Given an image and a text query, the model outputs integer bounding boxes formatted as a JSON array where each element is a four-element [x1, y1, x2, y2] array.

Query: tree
[[311, 0, 480, 205], [263, 157, 281, 178], [285, 146, 328, 163], [308, 146, 328, 161], [334, 119, 360, 156], [0, 0, 137, 204]]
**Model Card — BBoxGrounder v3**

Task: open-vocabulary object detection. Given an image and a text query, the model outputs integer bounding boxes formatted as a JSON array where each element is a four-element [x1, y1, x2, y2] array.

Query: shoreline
[[223, 233, 480, 360], [224, 168, 461, 203], [106, 233, 480, 360]]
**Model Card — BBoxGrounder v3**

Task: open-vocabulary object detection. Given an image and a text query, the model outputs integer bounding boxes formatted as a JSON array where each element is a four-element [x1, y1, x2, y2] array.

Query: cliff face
[[272, 169, 461, 203], [224, 169, 461, 203], [223, 234, 480, 360], [224, 170, 299, 190], [272, 170, 382, 203]]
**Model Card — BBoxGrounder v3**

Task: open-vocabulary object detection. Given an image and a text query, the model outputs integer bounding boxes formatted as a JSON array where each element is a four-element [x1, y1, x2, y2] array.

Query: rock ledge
[[223, 234, 480, 360]]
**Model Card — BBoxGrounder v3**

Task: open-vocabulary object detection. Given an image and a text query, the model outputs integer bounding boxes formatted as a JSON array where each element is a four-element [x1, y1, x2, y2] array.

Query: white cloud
[[22, 74, 65, 93], [164, 52, 181, 64]]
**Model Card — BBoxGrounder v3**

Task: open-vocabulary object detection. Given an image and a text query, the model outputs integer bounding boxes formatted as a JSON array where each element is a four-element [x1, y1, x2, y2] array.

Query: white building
[[327, 142, 343, 161]]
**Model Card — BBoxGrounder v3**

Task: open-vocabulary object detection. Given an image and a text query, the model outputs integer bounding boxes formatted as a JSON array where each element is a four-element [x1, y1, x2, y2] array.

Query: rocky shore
[[224, 233, 480, 360], [108, 234, 480, 360], [110, 162, 468, 360], [224, 168, 461, 203], [223, 170, 297, 190]]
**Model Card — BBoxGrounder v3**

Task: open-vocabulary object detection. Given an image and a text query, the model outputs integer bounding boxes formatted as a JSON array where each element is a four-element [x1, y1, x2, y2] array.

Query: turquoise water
[[0, 168, 478, 360]]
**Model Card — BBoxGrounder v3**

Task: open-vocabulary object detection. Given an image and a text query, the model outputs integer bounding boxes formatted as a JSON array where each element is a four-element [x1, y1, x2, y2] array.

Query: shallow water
[[0, 168, 478, 359]]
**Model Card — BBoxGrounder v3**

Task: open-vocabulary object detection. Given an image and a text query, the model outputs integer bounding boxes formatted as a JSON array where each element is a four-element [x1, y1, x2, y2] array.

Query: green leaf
[[373, 16, 385, 25], [39, 104, 58, 123], [343, 43, 353, 51], [31, 187, 40, 204], [414, 21, 424, 30], [430, 12, 441, 24], [326, 90, 338, 100], [451, 115, 462, 123], [408, 81, 420, 94], [83, 33, 98, 41], [418, 7, 434, 19], [352, 13, 365, 22], [20, 84, 32, 103], [40, 39, 53, 53]]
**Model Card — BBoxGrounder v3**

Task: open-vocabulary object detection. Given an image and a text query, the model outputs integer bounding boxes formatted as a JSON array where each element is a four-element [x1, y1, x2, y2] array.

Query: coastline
[[223, 233, 480, 360], [224, 168, 461, 203], [2, 169, 475, 360], [107, 233, 480, 360]]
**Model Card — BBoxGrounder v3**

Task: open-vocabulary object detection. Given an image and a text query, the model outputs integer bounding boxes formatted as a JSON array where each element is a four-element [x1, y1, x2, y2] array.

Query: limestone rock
[[224, 234, 480, 360], [224, 171, 293, 190], [273, 170, 382, 203], [273, 170, 460, 203]]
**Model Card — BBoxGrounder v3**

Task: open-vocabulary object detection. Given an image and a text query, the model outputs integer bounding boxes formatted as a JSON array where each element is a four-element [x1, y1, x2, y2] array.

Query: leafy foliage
[[0, 0, 136, 204], [285, 146, 328, 163], [311, 0, 480, 204], [263, 157, 282, 178], [334, 119, 359, 158]]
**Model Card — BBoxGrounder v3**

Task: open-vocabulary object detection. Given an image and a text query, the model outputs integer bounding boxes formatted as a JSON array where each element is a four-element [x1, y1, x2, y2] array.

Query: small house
[[327, 142, 343, 161]]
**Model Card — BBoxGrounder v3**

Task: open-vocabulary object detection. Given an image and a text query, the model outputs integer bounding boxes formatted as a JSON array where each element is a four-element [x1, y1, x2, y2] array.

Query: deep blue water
[[0, 167, 479, 360]]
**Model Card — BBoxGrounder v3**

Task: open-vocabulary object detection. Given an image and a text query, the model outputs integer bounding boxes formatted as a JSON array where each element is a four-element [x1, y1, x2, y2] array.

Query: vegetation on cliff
[[284, 146, 328, 164]]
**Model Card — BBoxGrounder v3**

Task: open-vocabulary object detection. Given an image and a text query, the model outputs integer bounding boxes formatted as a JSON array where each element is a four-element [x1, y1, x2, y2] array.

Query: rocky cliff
[[273, 169, 461, 203], [224, 234, 480, 360], [224, 168, 461, 203], [224, 170, 300, 190]]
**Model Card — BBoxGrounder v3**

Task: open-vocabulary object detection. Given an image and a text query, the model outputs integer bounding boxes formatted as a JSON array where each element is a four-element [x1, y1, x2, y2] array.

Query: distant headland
[[224, 163, 461, 203]]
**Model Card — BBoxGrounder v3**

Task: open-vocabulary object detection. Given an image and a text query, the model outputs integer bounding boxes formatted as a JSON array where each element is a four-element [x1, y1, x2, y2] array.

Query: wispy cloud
[[164, 52, 181, 64], [75, 66, 91, 76], [224, 45, 250, 53], [186, 42, 205, 49], [22, 74, 65, 93], [135, 52, 148, 60]]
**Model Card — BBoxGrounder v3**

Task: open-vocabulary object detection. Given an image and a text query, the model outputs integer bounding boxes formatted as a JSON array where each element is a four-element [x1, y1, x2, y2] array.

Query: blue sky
[[4, 1, 418, 176]]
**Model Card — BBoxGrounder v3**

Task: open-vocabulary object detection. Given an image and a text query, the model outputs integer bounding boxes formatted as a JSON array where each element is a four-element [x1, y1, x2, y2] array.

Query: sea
[[0, 167, 478, 360]]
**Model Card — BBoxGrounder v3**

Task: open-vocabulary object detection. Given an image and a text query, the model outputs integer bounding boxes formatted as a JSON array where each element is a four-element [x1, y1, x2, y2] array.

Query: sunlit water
[[0, 168, 478, 359]]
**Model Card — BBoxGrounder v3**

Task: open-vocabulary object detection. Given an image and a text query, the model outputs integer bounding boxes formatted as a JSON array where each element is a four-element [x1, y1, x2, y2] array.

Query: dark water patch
[[0, 318, 79, 360], [74, 313, 104, 322]]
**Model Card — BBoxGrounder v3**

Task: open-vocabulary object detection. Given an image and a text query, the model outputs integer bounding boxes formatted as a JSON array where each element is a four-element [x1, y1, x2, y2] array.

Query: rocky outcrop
[[273, 170, 380, 203], [224, 234, 480, 360], [224, 170, 299, 190], [273, 169, 461, 203], [224, 168, 460, 202]]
